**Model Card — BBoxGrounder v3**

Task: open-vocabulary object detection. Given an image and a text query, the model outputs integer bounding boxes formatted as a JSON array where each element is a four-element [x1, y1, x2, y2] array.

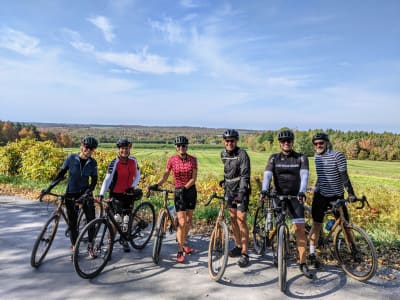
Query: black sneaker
[[300, 263, 313, 279], [237, 253, 250, 268], [122, 241, 131, 253], [308, 253, 321, 269], [229, 246, 242, 257]]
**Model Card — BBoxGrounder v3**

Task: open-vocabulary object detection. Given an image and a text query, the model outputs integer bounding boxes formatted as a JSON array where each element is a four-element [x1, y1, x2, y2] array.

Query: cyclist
[[43, 136, 98, 259], [149, 136, 197, 263], [261, 130, 312, 278], [308, 132, 357, 268], [98, 138, 141, 253], [221, 129, 251, 268]]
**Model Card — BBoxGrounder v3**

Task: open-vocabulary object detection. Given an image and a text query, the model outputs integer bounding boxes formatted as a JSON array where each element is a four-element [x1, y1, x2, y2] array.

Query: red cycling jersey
[[112, 159, 138, 193], [166, 154, 197, 188]]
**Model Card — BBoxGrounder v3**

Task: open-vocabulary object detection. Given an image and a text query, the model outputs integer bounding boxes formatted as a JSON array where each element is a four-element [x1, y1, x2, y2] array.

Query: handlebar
[[39, 190, 64, 202], [205, 192, 224, 206], [330, 196, 369, 210], [146, 186, 174, 198]]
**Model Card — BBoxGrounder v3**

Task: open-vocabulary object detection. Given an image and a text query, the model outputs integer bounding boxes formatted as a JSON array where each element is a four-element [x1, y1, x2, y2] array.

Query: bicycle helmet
[[174, 136, 189, 145], [222, 129, 239, 140], [81, 136, 98, 149], [312, 132, 329, 142], [277, 130, 294, 141], [116, 138, 132, 148]]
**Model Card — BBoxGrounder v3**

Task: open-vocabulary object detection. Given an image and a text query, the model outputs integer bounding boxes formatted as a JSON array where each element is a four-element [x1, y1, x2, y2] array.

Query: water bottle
[[325, 219, 335, 231], [266, 212, 272, 231], [114, 213, 122, 224], [123, 215, 129, 232], [168, 205, 176, 218]]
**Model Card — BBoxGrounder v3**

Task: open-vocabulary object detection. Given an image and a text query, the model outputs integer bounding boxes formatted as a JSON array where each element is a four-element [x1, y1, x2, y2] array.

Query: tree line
[[2, 120, 399, 161]]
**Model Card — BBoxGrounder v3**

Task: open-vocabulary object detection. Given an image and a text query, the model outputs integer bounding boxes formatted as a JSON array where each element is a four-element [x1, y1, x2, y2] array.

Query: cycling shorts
[[273, 196, 305, 224], [312, 192, 349, 223], [227, 194, 249, 213], [174, 185, 197, 212]]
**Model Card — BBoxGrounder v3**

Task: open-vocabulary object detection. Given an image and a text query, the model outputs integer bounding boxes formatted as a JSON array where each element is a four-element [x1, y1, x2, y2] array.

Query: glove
[[297, 192, 306, 203], [219, 180, 225, 188], [148, 184, 158, 191], [261, 190, 270, 198], [235, 192, 244, 204], [175, 186, 186, 198], [348, 194, 357, 202], [125, 187, 134, 194]]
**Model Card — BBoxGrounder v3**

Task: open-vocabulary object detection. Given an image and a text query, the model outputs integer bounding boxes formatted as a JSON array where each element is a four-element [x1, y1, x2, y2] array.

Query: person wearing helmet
[[149, 135, 198, 263], [308, 132, 357, 269], [261, 129, 312, 278], [98, 138, 141, 253], [43, 136, 99, 259], [221, 129, 251, 268]]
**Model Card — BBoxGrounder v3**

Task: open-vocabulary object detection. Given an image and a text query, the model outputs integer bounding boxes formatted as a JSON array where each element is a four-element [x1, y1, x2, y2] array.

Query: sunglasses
[[83, 146, 95, 150], [313, 141, 325, 146], [280, 139, 293, 144], [176, 144, 187, 148], [224, 139, 236, 143]]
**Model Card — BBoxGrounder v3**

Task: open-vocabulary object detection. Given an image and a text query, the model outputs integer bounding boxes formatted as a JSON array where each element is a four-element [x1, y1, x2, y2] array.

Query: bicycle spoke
[[130, 202, 155, 250]]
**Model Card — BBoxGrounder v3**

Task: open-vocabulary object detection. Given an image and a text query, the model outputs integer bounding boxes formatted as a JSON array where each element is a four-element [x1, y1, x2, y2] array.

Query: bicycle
[[312, 196, 377, 281], [73, 190, 155, 278], [252, 192, 278, 264], [206, 192, 229, 282], [146, 186, 177, 265], [30, 191, 100, 268]]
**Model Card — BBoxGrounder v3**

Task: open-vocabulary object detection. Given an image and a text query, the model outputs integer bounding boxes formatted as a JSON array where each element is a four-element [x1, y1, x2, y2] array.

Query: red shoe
[[183, 246, 194, 255], [176, 252, 185, 263]]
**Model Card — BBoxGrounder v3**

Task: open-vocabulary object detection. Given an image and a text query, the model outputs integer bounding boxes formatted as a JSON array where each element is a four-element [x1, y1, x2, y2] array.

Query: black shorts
[[227, 194, 249, 213], [273, 196, 305, 223], [312, 192, 349, 223], [174, 185, 197, 212]]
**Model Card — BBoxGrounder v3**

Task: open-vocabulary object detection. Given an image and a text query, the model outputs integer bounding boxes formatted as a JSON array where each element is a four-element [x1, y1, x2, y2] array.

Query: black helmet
[[222, 129, 239, 140], [278, 130, 294, 141], [312, 132, 329, 142], [174, 136, 189, 145], [116, 138, 132, 148], [81, 136, 98, 149]]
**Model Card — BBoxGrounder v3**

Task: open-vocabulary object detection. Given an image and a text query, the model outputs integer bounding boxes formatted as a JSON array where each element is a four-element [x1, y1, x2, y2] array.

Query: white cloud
[[180, 0, 200, 8], [61, 29, 95, 52], [95, 48, 195, 74], [0, 28, 40, 56], [88, 16, 115, 43], [149, 18, 184, 43]]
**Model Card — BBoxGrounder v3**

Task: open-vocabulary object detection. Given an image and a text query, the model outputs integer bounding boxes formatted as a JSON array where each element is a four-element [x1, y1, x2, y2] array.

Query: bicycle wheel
[[130, 201, 155, 249], [152, 210, 167, 264], [30, 214, 60, 268], [277, 225, 288, 293], [208, 221, 229, 281], [73, 218, 113, 279], [253, 207, 266, 255], [77, 201, 104, 236], [334, 223, 377, 281], [270, 229, 278, 267]]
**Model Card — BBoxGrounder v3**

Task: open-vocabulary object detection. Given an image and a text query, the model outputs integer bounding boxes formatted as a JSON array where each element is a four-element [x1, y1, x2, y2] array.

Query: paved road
[[0, 195, 399, 300]]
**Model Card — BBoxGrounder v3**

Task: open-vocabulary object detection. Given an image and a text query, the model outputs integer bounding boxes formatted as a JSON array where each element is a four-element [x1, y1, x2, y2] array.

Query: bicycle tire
[[270, 229, 278, 267], [73, 218, 113, 279], [208, 221, 229, 281], [334, 223, 377, 281], [30, 214, 60, 268], [253, 207, 266, 255], [130, 201, 156, 249], [277, 225, 288, 293], [152, 209, 167, 264], [76, 200, 104, 238]]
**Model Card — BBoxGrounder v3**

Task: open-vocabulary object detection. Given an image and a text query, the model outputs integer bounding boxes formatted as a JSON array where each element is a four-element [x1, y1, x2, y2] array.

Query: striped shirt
[[315, 149, 348, 197]]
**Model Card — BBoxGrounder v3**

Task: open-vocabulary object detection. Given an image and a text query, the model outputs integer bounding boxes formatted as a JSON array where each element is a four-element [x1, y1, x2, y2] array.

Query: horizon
[[1, 1, 399, 132]]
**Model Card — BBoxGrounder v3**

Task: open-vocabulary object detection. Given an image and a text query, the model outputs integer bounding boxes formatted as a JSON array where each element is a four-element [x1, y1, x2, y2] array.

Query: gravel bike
[[73, 191, 155, 278], [30, 191, 100, 268], [206, 192, 229, 282], [146, 187, 177, 265], [314, 196, 377, 281]]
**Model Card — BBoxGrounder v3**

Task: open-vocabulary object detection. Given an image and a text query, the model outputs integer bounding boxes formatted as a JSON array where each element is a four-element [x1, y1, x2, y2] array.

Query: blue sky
[[0, 0, 399, 132]]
